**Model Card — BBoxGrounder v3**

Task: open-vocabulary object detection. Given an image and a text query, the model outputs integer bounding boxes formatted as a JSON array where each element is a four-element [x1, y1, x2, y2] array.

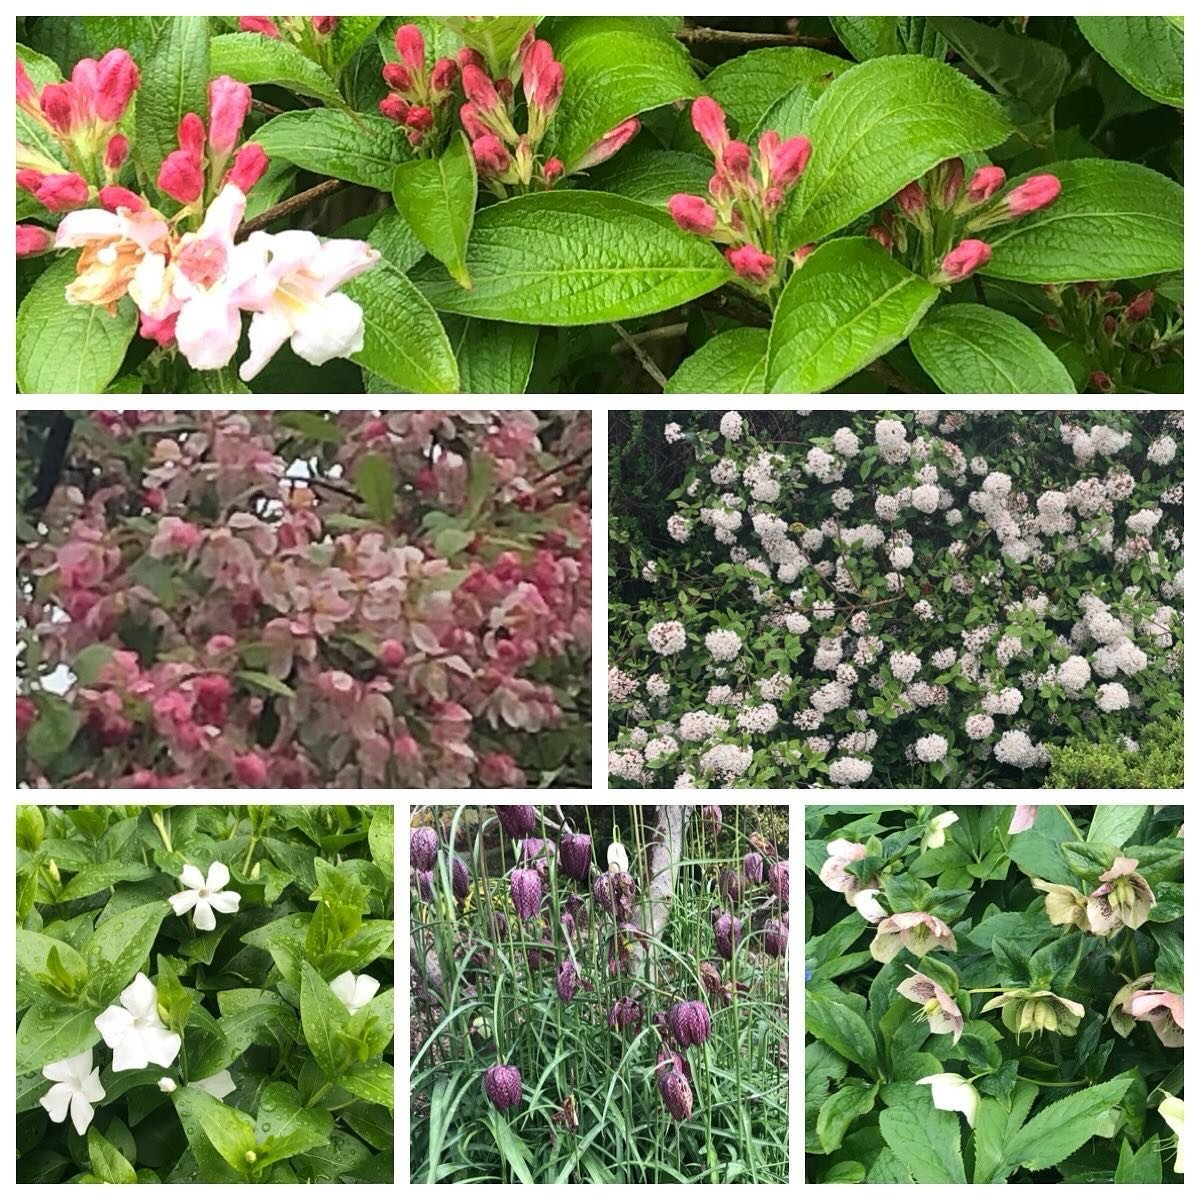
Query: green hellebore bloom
[[980, 987, 1086, 1037]]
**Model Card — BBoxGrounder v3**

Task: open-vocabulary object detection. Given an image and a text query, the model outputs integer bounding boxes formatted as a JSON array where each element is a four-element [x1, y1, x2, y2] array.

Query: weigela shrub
[[17, 410, 591, 789], [16, 804, 394, 1184], [609, 410, 1182, 789], [15, 16, 1183, 395], [805, 804, 1183, 1184]]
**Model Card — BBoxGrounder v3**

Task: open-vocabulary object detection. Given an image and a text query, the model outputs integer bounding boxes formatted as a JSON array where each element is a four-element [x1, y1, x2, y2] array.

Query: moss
[[1046, 715, 1183, 789]]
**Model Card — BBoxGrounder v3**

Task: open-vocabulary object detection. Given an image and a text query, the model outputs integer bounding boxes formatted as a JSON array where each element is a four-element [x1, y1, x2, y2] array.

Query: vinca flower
[[94, 972, 182, 1071], [483, 1064, 522, 1111], [39, 1049, 105, 1135], [1032, 878, 1091, 931], [980, 987, 1086, 1037], [916, 1072, 979, 1127], [897, 968, 963, 1044], [330, 970, 381, 1016], [1086, 856, 1156, 934], [869, 911, 957, 963], [168, 861, 241, 931]]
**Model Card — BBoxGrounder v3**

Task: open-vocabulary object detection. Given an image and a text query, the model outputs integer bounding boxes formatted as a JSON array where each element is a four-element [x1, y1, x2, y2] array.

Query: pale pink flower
[[916, 1072, 978, 1127], [818, 838, 868, 897], [898, 968, 963, 1043], [852, 888, 887, 923], [54, 202, 171, 310], [1008, 804, 1038, 834], [1125, 988, 1184, 1047], [1087, 856, 1156, 934], [870, 911, 957, 963]]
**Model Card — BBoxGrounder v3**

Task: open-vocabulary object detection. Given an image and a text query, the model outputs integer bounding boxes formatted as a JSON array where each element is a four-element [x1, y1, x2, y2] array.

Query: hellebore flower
[[768, 860, 790, 905], [712, 911, 743, 960], [95, 972, 182, 1071], [483, 1064, 522, 1111], [559, 829, 593, 881], [870, 911, 957, 963], [1107, 973, 1155, 1037], [1125, 988, 1184, 1047], [39, 1049, 105, 1135], [763, 916, 789, 958], [743, 851, 764, 884], [608, 994, 643, 1031], [660, 1069, 693, 1121], [667, 999, 712, 1047], [1032, 878, 1091, 931], [330, 970, 380, 1016], [1158, 1094, 1184, 1175], [497, 804, 537, 838], [922, 811, 959, 852], [557, 959, 580, 1002], [510, 867, 543, 920], [169, 861, 241, 931], [916, 1072, 979, 1128], [897, 968, 963, 1044], [1008, 804, 1038, 834], [852, 889, 888, 923], [410, 826, 438, 870], [980, 988, 1086, 1037], [1087, 856, 1156, 934]]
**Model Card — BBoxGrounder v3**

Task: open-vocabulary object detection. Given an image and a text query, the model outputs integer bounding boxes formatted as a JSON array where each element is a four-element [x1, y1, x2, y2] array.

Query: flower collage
[[8, 10, 1188, 1190]]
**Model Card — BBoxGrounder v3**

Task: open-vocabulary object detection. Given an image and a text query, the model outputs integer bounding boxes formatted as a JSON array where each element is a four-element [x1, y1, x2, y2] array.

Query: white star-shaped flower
[[330, 970, 381, 1016], [94, 972, 182, 1072], [39, 1048, 106, 1135], [169, 861, 241, 932]]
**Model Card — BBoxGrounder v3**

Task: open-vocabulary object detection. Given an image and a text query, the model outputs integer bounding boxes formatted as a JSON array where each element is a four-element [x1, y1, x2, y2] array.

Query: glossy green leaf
[[817, 1080, 879, 1153], [973, 1084, 1039, 1183], [444, 317, 538, 394], [983, 159, 1184, 283], [1077, 16, 1184, 108], [367, 210, 427, 273], [173, 1087, 256, 1175], [59, 863, 159, 902], [439, 16, 536, 73], [16, 46, 68, 169], [209, 33, 346, 108], [88, 1127, 138, 1185], [339, 1062, 395, 1109], [830, 16, 899, 61], [785, 56, 1012, 246], [391, 133, 477, 288], [413, 192, 729, 325], [300, 961, 349, 1079], [253, 111, 413, 191], [16, 999, 101, 1074], [804, 989, 880, 1076], [16, 929, 89, 989], [234, 670, 296, 699], [1002, 1078, 1133, 1173], [82, 900, 169, 1004], [767, 238, 938, 393], [330, 16, 386, 70], [666, 328, 769, 393], [136, 16, 210, 187], [25, 689, 82, 764], [910, 304, 1075, 393], [254, 1082, 334, 1168], [584, 148, 713, 208]]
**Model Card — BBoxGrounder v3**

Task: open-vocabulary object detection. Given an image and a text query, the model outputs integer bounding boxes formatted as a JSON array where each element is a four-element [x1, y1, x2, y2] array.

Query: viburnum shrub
[[608, 409, 1183, 790], [410, 803, 789, 1183], [15, 15, 1183, 395], [805, 804, 1183, 1185], [16, 803, 395, 1184], [16, 409, 591, 789]]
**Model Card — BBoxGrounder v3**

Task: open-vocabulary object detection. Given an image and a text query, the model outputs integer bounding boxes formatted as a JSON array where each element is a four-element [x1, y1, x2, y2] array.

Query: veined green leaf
[[878, 1085, 967, 1183], [666, 328, 768, 394], [392, 133, 477, 289], [253, 111, 413, 191], [136, 16, 210, 188], [209, 33, 346, 107], [1077, 16, 1184, 107]]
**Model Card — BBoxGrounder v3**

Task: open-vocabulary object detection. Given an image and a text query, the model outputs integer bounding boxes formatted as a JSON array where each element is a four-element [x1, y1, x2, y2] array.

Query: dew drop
[[261, 1121, 272, 1132]]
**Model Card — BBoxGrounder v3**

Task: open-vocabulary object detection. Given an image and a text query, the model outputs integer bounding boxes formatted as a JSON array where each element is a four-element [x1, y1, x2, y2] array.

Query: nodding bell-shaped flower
[[916, 1072, 979, 1128], [933, 238, 992, 285], [1008, 804, 1038, 834], [667, 999, 712, 1047], [559, 829, 593, 881], [608, 994, 643, 1031], [712, 910, 742, 960], [922, 811, 959, 852], [556, 959, 581, 1002], [1031, 878, 1090, 931], [521, 836, 556, 878], [660, 1068, 693, 1121], [510, 867, 543, 920], [700, 804, 722, 834], [483, 1064, 522, 1111], [719, 868, 744, 902], [1107, 972, 1155, 1036], [820, 839, 868, 895], [1087, 856, 1156, 934], [870, 911, 957, 963], [497, 804, 538, 839], [1158, 1094, 1184, 1175], [852, 888, 888, 923], [1124, 988, 1184, 1047], [897, 968, 963, 1044], [767, 860, 790, 905], [763, 915, 789, 957], [451, 855, 470, 899], [743, 851, 764, 884], [410, 826, 438, 871], [980, 987, 1086, 1037]]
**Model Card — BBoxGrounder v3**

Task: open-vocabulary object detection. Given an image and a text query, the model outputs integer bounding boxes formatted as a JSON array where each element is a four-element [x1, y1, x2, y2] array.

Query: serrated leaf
[[253, 110, 413, 190], [353, 454, 396, 525], [1086, 805, 1148, 847], [666, 328, 768, 393], [1002, 1078, 1133, 1173], [1115, 1137, 1163, 1183], [973, 1083, 1039, 1183], [785, 55, 1012, 246], [439, 15, 535, 73], [804, 989, 880, 1076], [136, 16, 210, 188], [767, 238, 938, 393], [878, 1085, 967, 1183], [1077, 16, 1184, 108], [209, 33, 346, 107], [16, 257, 137, 394], [583, 147, 713, 207], [983, 159, 1183, 284], [817, 1080, 879, 1153], [830, 16, 900, 61], [412, 192, 729, 325], [392, 133, 477, 289], [444, 318, 538, 394], [933, 17, 1069, 114], [910, 303, 1075, 393]]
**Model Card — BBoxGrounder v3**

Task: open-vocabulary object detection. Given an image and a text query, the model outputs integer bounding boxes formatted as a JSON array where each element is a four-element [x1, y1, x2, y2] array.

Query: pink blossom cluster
[[18, 410, 591, 789]]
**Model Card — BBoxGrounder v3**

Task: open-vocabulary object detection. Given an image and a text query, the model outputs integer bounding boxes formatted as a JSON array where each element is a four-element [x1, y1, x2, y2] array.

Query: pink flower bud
[[726, 243, 775, 283], [667, 193, 717, 235], [15, 224, 52, 257], [94, 48, 139, 123], [312, 16, 338, 36], [868, 225, 893, 251], [462, 64, 501, 112], [379, 93, 411, 124], [458, 47, 486, 72], [938, 157, 964, 208], [967, 165, 1006, 204], [177, 111, 206, 159], [523, 38, 555, 88], [394, 23, 426, 70], [1124, 290, 1155, 323], [937, 238, 992, 284], [459, 102, 489, 140], [39, 82, 84, 134], [1103, 314, 1118, 336], [1005, 173, 1060, 215], [232, 751, 269, 788], [104, 132, 129, 169], [1089, 370, 1113, 392], [239, 16, 281, 38], [472, 134, 511, 175], [405, 105, 434, 132], [99, 184, 144, 213], [16, 169, 45, 194], [208, 75, 252, 156], [792, 243, 816, 265], [896, 180, 926, 216], [574, 116, 640, 170], [157, 149, 204, 204], [16, 60, 38, 111], [720, 139, 752, 183], [35, 172, 90, 212], [382, 62, 413, 92], [431, 57, 458, 93], [769, 134, 812, 188], [534, 61, 565, 111], [379, 639, 407, 669], [691, 95, 728, 155], [226, 142, 268, 193], [542, 157, 564, 185]]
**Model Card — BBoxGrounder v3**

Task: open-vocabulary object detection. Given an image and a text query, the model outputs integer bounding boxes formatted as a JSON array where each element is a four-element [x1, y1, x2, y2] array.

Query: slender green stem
[[1016, 1075, 1088, 1087], [1056, 805, 1082, 839]]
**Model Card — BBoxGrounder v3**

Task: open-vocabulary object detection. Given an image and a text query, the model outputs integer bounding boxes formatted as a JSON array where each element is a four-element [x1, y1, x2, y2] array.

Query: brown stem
[[238, 178, 346, 238], [677, 25, 838, 50], [611, 322, 670, 389], [251, 98, 285, 117], [528, 448, 592, 486], [865, 358, 918, 393]]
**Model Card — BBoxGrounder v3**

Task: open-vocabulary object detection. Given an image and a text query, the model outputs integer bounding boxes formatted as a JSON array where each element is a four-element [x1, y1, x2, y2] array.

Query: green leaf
[[368, 808, 394, 879], [234, 670, 296, 699], [339, 1062, 395, 1109], [444, 318, 538, 394], [254, 1082, 334, 1168], [71, 644, 115, 687], [583, 147, 713, 207], [392, 133, 477, 289], [330, 16, 385, 70], [16, 929, 89, 990], [277, 412, 342, 444], [878, 1085, 967, 1183], [666, 328, 768, 394], [785, 55, 1012, 246], [300, 961, 349, 1079], [932, 17, 1070, 114], [25, 690, 82, 766], [1077, 16, 1184, 108], [1087, 805, 1148, 847], [59, 862, 158, 902], [982, 159, 1183, 284], [553, 28, 699, 169], [16, 257, 137, 394], [253, 111, 413, 190], [433, 528, 473, 558], [1115, 1137, 1163, 1184], [830, 16, 899, 61], [82, 900, 169, 1005], [136, 16, 210, 188], [16, 46, 68, 169], [173, 1087, 257, 1176], [804, 989, 880, 1077], [16, 999, 101, 1074], [1003, 1078, 1133, 1173], [342, 262, 459, 393], [412, 192, 729, 325], [439, 16, 535, 74], [909, 304, 1075, 393], [488, 1111, 535, 1184], [817, 1081, 879, 1153], [973, 1083, 1039, 1183], [368, 209, 426, 273], [87, 1127, 137, 1185], [209, 33, 346, 107], [353, 454, 397, 525], [767, 238, 938, 393]]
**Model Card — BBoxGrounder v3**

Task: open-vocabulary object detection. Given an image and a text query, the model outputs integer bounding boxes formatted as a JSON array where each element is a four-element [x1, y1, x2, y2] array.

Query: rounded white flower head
[[169, 861, 242, 931], [916, 1072, 979, 1128], [94, 972, 182, 1072], [40, 1048, 106, 1135]]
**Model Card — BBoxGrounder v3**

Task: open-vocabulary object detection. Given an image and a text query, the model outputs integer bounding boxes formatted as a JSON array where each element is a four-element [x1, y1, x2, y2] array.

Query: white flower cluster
[[705, 629, 743, 662], [647, 621, 686, 656]]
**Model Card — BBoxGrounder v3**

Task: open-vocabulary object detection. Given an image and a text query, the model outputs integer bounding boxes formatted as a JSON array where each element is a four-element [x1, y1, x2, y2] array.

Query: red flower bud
[[94, 47, 139, 123], [720, 139, 752, 182], [381, 62, 413, 92], [379, 93, 411, 124], [379, 639, 407, 669], [1089, 370, 1114, 392], [1103, 314, 1118, 336], [534, 61, 565, 111], [33, 172, 90, 212], [462, 64, 501, 112], [226, 142, 268, 193], [39, 82, 84, 134], [793, 243, 817, 265], [896, 180, 926, 216], [691, 95, 728, 155], [405, 105, 434, 132], [868, 224, 893, 251], [458, 47, 486, 72], [394, 23, 426, 70], [1005, 173, 1061, 215], [99, 184, 144, 213], [726, 243, 775, 284], [104, 133, 129, 170], [967, 165, 1006, 204], [208, 75, 252, 156], [936, 238, 992, 284], [239, 16, 281, 38], [542, 157, 564, 185], [431, 57, 458, 93], [232, 751, 269, 788], [1123, 289, 1155, 324], [937, 156, 964, 208], [472, 134, 511, 175], [157, 149, 204, 204], [177, 111, 206, 159], [15, 224, 52, 257], [312, 16, 338, 36], [769, 134, 812, 188], [574, 116, 639, 170], [667, 193, 717, 235], [139, 311, 178, 347]]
